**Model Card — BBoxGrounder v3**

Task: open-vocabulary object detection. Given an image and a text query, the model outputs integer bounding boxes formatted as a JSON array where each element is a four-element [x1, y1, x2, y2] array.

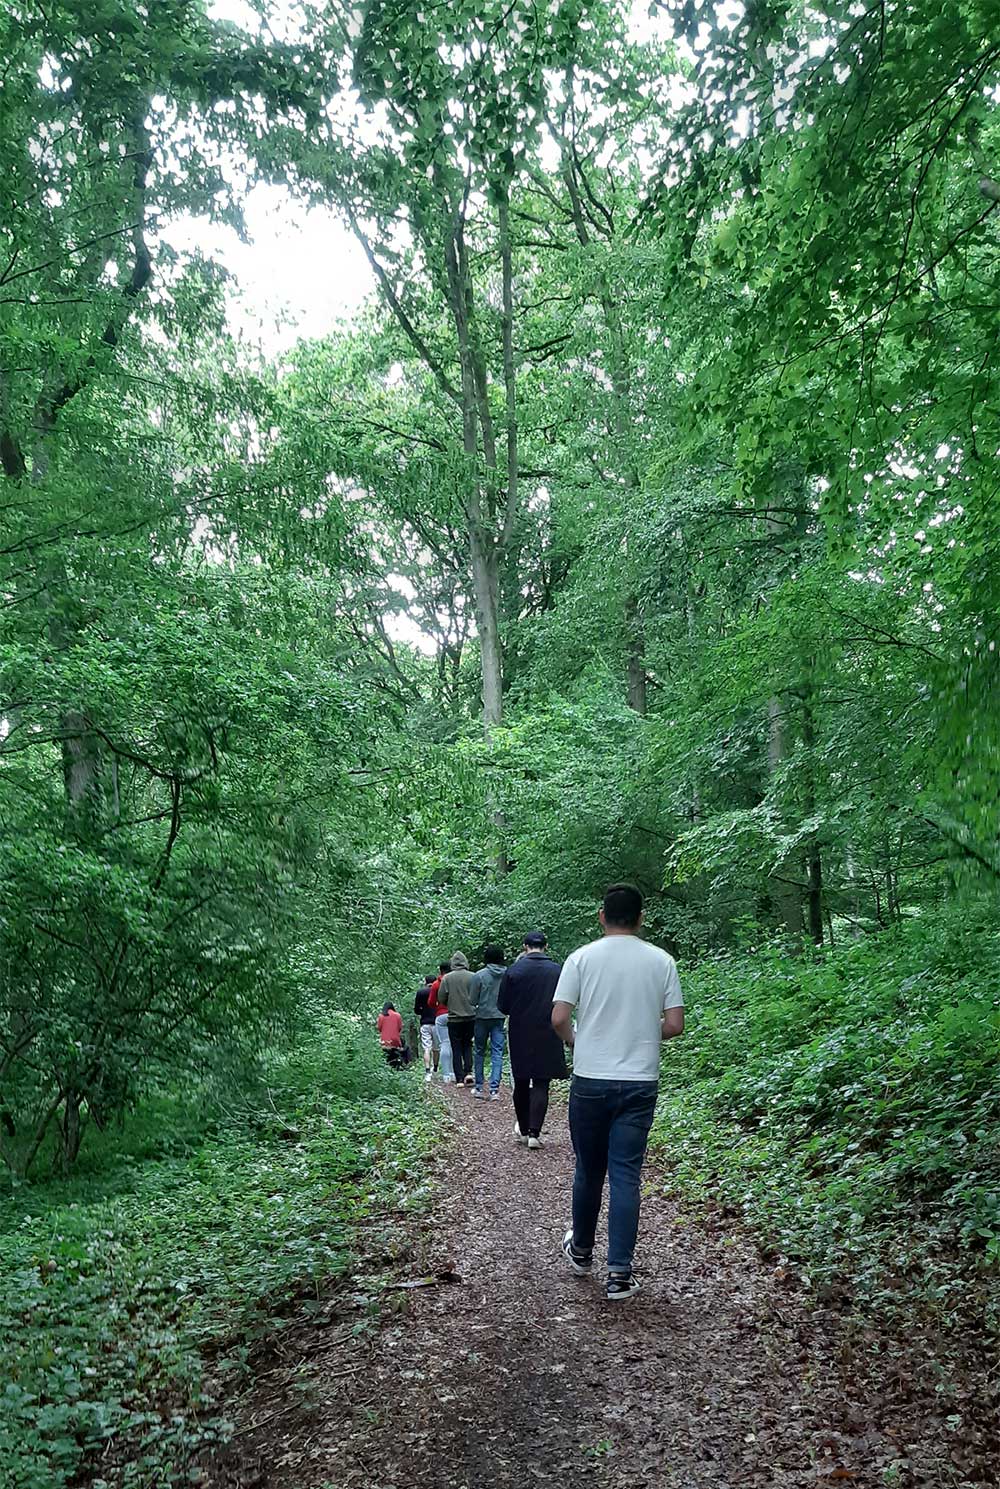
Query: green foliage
[[653, 910, 1000, 1305], [0, 1018, 430, 1489], [647, 0, 1000, 889], [3, 0, 1000, 1470], [0, 0, 392, 1174]]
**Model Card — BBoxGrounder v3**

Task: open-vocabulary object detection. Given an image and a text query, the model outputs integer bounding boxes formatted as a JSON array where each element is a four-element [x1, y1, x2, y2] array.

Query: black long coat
[[498, 954, 568, 1082]]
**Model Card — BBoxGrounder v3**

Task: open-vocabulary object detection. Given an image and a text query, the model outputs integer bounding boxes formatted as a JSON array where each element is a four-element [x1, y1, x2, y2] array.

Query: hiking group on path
[[381, 882, 685, 1302]]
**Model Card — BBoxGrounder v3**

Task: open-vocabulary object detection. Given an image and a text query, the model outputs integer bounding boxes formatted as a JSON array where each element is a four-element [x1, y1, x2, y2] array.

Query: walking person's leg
[[488, 1020, 505, 1094], [420, 1024, 434, 1079], [436, 1014, 453, 1082], [605, 1082, 659, 1282], [527, 1078, 550, 1135], [568, 1077, 612, 1255], [512, 1077, 531, 1138], [473, 1019, 487, 1092], [452, 1023, 472, 1085]]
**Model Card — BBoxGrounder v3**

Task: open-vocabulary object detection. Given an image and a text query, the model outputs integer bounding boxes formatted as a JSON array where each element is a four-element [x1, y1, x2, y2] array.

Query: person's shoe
[[424, 1071, 432, 1083], [471, 1087, 485, 1099], [464, 1075, 475, 1086], [561, 1230, 593, 1276], [489, 1089, 500, 1101], [513, 1120, 528, 1145], [527, 1135, 543, 1150], [606, 1272, 641, 1302], [443, 1075, 456, 1085]]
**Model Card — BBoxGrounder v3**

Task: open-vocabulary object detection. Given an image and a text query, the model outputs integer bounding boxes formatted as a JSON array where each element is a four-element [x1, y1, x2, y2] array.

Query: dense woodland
[[2, 0, 999, 1483]]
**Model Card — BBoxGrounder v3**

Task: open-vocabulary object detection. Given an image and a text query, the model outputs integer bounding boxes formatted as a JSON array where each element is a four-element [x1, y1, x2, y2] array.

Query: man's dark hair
[[603, 882, 643, 928], [425, 973, 435, 983], [439, 961, 451, 975], [482, 943, 505, 964]]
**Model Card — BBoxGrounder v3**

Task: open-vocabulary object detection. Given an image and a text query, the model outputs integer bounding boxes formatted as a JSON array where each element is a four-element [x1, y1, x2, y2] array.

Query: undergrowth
[[653, 905, 1000, 1323], [0, 1015, 429, 1489]]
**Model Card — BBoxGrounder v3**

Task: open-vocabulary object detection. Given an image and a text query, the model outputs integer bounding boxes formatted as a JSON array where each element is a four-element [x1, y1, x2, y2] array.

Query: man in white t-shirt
[[551, 883, 684, 1301]]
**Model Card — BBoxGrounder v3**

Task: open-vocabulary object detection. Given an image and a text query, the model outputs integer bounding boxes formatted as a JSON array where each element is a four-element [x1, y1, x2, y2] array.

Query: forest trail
[[216, 1086, 973, 1489]]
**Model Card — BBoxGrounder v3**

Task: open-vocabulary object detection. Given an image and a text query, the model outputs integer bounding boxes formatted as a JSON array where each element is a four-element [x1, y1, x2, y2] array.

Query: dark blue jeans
[[473, 1018, 505, 1092], [569, 1075, 659, 1274]]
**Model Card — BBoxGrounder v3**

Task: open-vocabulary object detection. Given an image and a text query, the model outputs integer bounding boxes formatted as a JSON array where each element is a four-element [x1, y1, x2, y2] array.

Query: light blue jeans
[[473, 1018, 505, 1093], [435, 1013, 453, 1081]]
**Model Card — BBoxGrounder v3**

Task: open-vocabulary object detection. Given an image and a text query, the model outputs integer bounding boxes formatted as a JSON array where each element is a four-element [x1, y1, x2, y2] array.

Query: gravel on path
[[213, 1082, 997, 1489]]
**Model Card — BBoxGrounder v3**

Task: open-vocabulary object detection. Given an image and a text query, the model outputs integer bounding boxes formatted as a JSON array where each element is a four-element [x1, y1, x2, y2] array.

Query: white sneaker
[[424, 1072, 432, 1083], [513, 1119, 528, 1146], [561, 1230, 593, 1276], [527, 1136, 543, 1150]]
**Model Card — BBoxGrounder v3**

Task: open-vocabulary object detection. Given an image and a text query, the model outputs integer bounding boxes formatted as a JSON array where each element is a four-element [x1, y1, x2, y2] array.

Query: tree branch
[[345, 206, 462, 407]]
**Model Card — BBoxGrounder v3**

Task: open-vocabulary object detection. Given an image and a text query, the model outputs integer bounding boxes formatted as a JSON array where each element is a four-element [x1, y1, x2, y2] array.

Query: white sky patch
[[164, 185, 373, 354]]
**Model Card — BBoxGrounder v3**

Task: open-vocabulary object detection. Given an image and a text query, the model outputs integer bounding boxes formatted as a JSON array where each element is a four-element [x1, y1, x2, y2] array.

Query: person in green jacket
[[470, 944, 507, 1098], [437, 951, 475, 1085]]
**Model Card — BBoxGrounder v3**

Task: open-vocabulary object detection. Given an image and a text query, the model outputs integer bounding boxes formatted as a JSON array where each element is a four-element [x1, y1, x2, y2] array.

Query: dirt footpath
[[214, 1085, 997, 1489]]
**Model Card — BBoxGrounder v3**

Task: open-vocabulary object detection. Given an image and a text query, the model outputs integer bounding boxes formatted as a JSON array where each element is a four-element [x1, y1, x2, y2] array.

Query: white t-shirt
[[554, 935, 683, 1082]]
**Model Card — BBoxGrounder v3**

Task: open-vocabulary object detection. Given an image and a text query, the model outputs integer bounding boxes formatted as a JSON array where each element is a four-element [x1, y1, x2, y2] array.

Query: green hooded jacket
[[437, 951, 474, 1020]]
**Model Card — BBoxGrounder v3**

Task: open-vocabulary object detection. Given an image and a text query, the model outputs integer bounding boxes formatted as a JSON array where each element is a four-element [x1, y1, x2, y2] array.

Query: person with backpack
[[436, 951, 475, 1085], [414, 973, 439, 1083], [497, 932, 566, 1147], [469, 944, 507, 1099]]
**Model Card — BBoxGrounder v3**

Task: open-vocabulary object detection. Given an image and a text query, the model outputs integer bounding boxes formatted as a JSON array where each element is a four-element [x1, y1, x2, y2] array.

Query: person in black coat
[[498, 932, 567, 1148]]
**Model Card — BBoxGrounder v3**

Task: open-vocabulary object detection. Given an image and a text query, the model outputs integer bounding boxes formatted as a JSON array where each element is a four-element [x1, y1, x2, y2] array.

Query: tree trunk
[[61, 709, 117, 831], [626, 597, 648, 715], [767, 694, 803, 937], [806, 843, 824, 945], [558, 122, 647, 714], [60, 1093, 84, 1171], [686, 555, 702, 817], [498, 187, 519, 551], [441, 211, 504, 731], [801, 688, 824, 945], [469, 525, 503, 728]]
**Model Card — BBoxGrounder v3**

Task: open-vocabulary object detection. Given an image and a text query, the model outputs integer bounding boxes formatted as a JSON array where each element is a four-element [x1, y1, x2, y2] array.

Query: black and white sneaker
[[561, 1230, 593, 1276], [606, 1272, 641, 1302]]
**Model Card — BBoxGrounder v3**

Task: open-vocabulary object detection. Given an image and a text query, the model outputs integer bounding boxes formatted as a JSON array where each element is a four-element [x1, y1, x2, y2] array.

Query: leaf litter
[[207, 1086, 998, 1489]]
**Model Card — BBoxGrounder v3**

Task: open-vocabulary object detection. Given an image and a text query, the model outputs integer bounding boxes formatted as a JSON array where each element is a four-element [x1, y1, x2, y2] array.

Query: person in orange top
[[377, 1002, 404, 1068]]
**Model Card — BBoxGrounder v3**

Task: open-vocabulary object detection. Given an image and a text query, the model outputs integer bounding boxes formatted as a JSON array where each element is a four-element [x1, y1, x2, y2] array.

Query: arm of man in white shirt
[[552, 1000, 575, 1046], [551, 954, 580, 1046], [662, 1006, 685, 1039], [661, 958, 685, 1040]]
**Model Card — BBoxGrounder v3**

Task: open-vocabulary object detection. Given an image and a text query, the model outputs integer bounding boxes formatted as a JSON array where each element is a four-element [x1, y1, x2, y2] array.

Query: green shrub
[[0, 1016, 430, 1489], [654, 907, 1000, 1299]]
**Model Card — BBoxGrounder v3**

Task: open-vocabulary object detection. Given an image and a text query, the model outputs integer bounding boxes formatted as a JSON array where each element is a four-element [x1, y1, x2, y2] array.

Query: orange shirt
[[377, 1010, 403, 1048]]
